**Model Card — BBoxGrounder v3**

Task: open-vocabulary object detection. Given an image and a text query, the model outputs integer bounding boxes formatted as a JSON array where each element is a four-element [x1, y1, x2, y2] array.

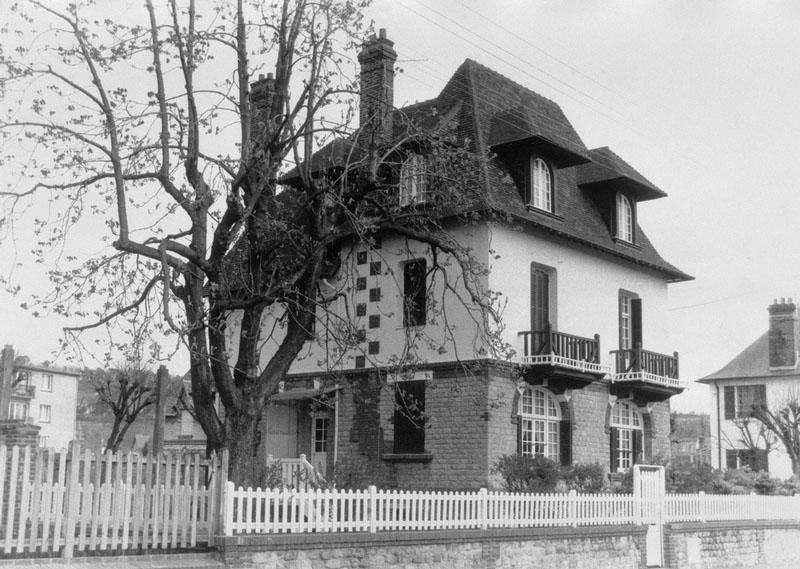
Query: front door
[[310, 412, 329, 477]]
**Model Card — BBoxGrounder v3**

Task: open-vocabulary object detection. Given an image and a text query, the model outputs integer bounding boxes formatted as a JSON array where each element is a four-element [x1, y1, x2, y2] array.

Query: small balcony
[[516, 326, 610, 389], [609, 344, 684, 401], [12, 384, 35, 399]]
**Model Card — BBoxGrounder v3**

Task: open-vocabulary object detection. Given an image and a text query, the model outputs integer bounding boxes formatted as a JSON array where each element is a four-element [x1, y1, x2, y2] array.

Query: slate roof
[[282, 58, 691, 283], [698, 332, 800, 383]]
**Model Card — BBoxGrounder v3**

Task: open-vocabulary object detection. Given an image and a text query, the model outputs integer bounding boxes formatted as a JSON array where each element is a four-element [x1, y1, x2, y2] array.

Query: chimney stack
[[250, 73, 276, 144], [768, 298, 799, 369], [357, 28, 397, 144]]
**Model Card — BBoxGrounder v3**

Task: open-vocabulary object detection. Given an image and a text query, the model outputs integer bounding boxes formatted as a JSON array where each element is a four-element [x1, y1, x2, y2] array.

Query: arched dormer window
[[518, 386, 561, 461], [616, 193, 634, 243], [399, 154, 427, 206], [610, 400, 643, 472], [530, 157, 553, 212]]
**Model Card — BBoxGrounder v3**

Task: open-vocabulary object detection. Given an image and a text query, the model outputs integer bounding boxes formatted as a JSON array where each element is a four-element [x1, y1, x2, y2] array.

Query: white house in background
[[699, 298, 800, 479], [10, 360, 81, 449]]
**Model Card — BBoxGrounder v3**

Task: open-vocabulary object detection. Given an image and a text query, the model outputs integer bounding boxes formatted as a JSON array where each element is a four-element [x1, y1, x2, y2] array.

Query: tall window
[[9, 402, 28, 421], [399, 154, 427, 205], [403, 259, 427, 327], [530, 157, 553, 212], [39, 404, 51, 423], [610, 401, 643, 472], [618, 290, 641, 350], [518, 387, 560, 461], [393, 380, 426, 454], [723, 384, 766, 420], [41, 373, 53, 392], [314, 416, 329, 453], [616, 193, 634, 243]]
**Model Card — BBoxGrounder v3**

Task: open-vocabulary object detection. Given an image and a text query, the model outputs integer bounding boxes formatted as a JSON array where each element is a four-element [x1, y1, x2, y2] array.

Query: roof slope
[[698, 332, 800, 382]]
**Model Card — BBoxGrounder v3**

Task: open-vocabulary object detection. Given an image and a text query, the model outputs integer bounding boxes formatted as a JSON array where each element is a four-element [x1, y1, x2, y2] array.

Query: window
[[403, 259, 427, 327], [610, 401, 643, 472], [9, 402, 28, 421], [518, 387, 561, 462], [618, 290, 641, 350], [723, 385, 766, 420], [725, 448, 768, 471], [41, 374, 53, 392], [393, 380, 427, 454], [39, 404, 51, 423], [399, 154, 428, 205], [314, 417, 329, 453], [38, 435, 49, 448], [370, 261, 382, 276], [530, 157, 553, 212], [616, 193, 635, 243]]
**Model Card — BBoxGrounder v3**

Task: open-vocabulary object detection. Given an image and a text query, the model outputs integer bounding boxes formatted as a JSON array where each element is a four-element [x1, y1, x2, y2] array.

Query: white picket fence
[[222, 484, 639, 535], [222, 483, 800, 536], [0, 444, 227, 557]]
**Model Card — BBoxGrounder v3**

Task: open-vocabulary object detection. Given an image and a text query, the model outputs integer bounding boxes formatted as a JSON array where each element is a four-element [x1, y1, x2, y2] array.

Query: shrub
[[561, 463, 606, 493], [493, 454, 560, 493], [329, 454, 383, 489]]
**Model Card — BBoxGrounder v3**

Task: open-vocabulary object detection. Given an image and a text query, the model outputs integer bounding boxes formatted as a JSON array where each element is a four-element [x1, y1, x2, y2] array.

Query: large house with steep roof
[[247, 31, 691, 489], [699, 298, 800, 479]]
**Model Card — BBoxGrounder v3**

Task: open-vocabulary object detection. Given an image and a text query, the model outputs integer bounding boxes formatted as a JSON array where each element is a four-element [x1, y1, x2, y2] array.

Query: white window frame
[[519, 386, 560, 461], [10, 402, 28, 421], [616, 193, 634, 243], [530, 157, 553, 212], [41, 373, 53, 392], [399, 154, 428, 205], [313, 415, 330, 453], [619, 292, 634, 350], [39, 404, 51, 423], [611, 400, 643, 472]]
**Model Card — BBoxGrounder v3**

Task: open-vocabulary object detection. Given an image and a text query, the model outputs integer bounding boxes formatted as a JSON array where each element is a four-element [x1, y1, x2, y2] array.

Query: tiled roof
[[698, 332, 800, 383]]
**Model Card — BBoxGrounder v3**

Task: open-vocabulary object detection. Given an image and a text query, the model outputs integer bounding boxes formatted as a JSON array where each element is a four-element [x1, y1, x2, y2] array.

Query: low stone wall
[[664, 520, 800, 569], [0, 553, 220, 569], [218, 525, 647, 569]]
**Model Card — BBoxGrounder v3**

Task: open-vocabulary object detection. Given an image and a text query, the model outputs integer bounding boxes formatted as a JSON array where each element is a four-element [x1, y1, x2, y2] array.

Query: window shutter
[[530, 267, 550, 334], [724, 386, 735, 420], [754, 384, 767, 409], [609, 428, 619, 472], [517, 418, 522, 455], [631, 298, 643, 346], [754, 449, 769, 472], [725, 449, 738, 470], [559, 417, 572, 467], [633, 430, 644, 465]]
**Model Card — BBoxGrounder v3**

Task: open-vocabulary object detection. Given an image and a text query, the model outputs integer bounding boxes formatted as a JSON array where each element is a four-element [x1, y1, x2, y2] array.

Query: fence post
[[61, 442, 80, 559], [368, 485, 377, 533], [698, 491, 706, 523], [569, 489, 578, 527], [479, 488, 488, 530], [222, 481, 234, 537]]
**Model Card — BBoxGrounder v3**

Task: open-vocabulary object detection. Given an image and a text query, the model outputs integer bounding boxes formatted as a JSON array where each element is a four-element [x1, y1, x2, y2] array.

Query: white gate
[[633, 464, 665, 567]]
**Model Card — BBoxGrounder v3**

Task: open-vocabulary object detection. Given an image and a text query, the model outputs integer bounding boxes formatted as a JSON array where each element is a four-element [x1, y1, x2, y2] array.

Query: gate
[[633, 464, 665, 567]]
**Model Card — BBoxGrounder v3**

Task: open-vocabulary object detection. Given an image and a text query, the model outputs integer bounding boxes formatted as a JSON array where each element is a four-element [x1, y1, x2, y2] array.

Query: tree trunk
[[226, 406, 265, 488]]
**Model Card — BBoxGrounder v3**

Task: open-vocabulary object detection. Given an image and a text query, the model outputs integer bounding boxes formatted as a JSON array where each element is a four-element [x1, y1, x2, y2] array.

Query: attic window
[[530, 157, 553, 212], [399, 154, 428, 206], [616, 193, 635, 243]]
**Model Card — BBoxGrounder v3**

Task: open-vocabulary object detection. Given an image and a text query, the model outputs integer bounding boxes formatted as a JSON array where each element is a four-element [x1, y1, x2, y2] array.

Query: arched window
[[616, 193, 634, 243], [530, 157, 553, 212], [610, 400, 643, 472], [399, 154, 427, 205], [519, 386, 561, 460]]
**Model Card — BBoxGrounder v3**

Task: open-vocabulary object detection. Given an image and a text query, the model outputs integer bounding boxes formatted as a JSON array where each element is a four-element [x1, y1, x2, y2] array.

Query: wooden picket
[[0, 444, 225, 558]]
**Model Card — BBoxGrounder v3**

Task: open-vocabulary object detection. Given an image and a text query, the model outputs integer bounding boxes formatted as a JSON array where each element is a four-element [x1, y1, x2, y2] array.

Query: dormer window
[[616, 193, 634, 243], [530, 157, 553, 212], [399, 154, 427, 205]]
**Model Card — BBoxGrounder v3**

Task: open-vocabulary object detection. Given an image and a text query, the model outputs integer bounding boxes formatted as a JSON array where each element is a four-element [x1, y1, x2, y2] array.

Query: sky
[[2, 1, 800, 412]]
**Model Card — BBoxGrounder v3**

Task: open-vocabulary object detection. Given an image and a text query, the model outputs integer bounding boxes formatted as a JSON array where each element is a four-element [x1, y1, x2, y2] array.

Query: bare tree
[[752, 387, 800, 477], [721, 416, 775, 471], [0, 0, 505, 485]]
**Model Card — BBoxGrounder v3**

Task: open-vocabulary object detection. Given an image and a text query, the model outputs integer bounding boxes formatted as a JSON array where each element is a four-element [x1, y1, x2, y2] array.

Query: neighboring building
[[9, 357, 81, 449], [248, 31, 691, 489], [670, 413, 711, 468], [699, 298, 800, 479]]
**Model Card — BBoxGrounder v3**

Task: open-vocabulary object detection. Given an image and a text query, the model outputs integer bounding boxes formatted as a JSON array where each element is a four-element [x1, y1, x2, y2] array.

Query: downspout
[[715, 380, 722, 468], [334, 384, 340, 467]]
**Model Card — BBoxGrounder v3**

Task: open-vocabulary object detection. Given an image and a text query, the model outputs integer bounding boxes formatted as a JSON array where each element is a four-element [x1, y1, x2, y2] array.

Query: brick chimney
[[250, 73, 276, 145], [357, 28, 397, 143], [768, 297, 799, 369]]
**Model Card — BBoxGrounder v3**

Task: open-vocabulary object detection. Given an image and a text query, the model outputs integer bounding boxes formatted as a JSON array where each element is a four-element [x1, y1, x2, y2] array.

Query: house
[[699, 298, 800, 479], [248, 30, 691, 489], [5, 348, 81, 450], [670, 412, 712, 468]]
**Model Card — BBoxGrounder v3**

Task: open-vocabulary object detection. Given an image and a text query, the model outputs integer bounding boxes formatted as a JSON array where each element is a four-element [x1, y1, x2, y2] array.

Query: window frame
[[518, 386, 561, 462], [610, 400, 644, 473], [41, 373, 53, 392], [393, 379, 427, 454], [530, 157, 554, 213], [724, 384, 767, 420], [618, 290, 641, 351], [10, 402, 28, 421], [402, 258, 428, 328], [39, 404, 52, 423], [615, 193, 635, 243], [399, 154, 428, 206]]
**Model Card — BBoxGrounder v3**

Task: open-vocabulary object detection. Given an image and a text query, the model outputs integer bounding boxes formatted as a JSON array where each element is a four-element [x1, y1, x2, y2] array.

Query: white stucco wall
[[486, 222, 674, 372], [19, 368, 79, 450], [709, 376, 799, 479]]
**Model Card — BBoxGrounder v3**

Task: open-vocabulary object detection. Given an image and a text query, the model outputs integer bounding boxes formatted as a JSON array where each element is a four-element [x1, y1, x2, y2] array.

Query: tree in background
[[752, 387, 800, 478], [0, 0, 505, 485]]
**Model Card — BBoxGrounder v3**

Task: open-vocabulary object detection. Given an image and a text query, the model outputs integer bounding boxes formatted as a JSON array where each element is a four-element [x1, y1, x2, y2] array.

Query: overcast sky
[[3, 1, 800, 413]]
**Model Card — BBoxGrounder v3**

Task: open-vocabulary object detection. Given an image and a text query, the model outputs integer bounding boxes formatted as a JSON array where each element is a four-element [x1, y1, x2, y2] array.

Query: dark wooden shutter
[[633, 430, 644, 465], [560, 417, 572, 466], [531, 266, 550, 354], [631, 298, 643, 346], [609, 428, 619, 472], [393, 380, 426, 453], [724, 386, 736, 420], [725, 449, 738, 470], [754, 449, 768, 472], [517, 418, 523, 455]]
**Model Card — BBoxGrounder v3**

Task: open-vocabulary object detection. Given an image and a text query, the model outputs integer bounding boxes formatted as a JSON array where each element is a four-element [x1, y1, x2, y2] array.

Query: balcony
[[609, 344, 684, 401], [12, 384, 35, 399], [516, 327, 610, 389]]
